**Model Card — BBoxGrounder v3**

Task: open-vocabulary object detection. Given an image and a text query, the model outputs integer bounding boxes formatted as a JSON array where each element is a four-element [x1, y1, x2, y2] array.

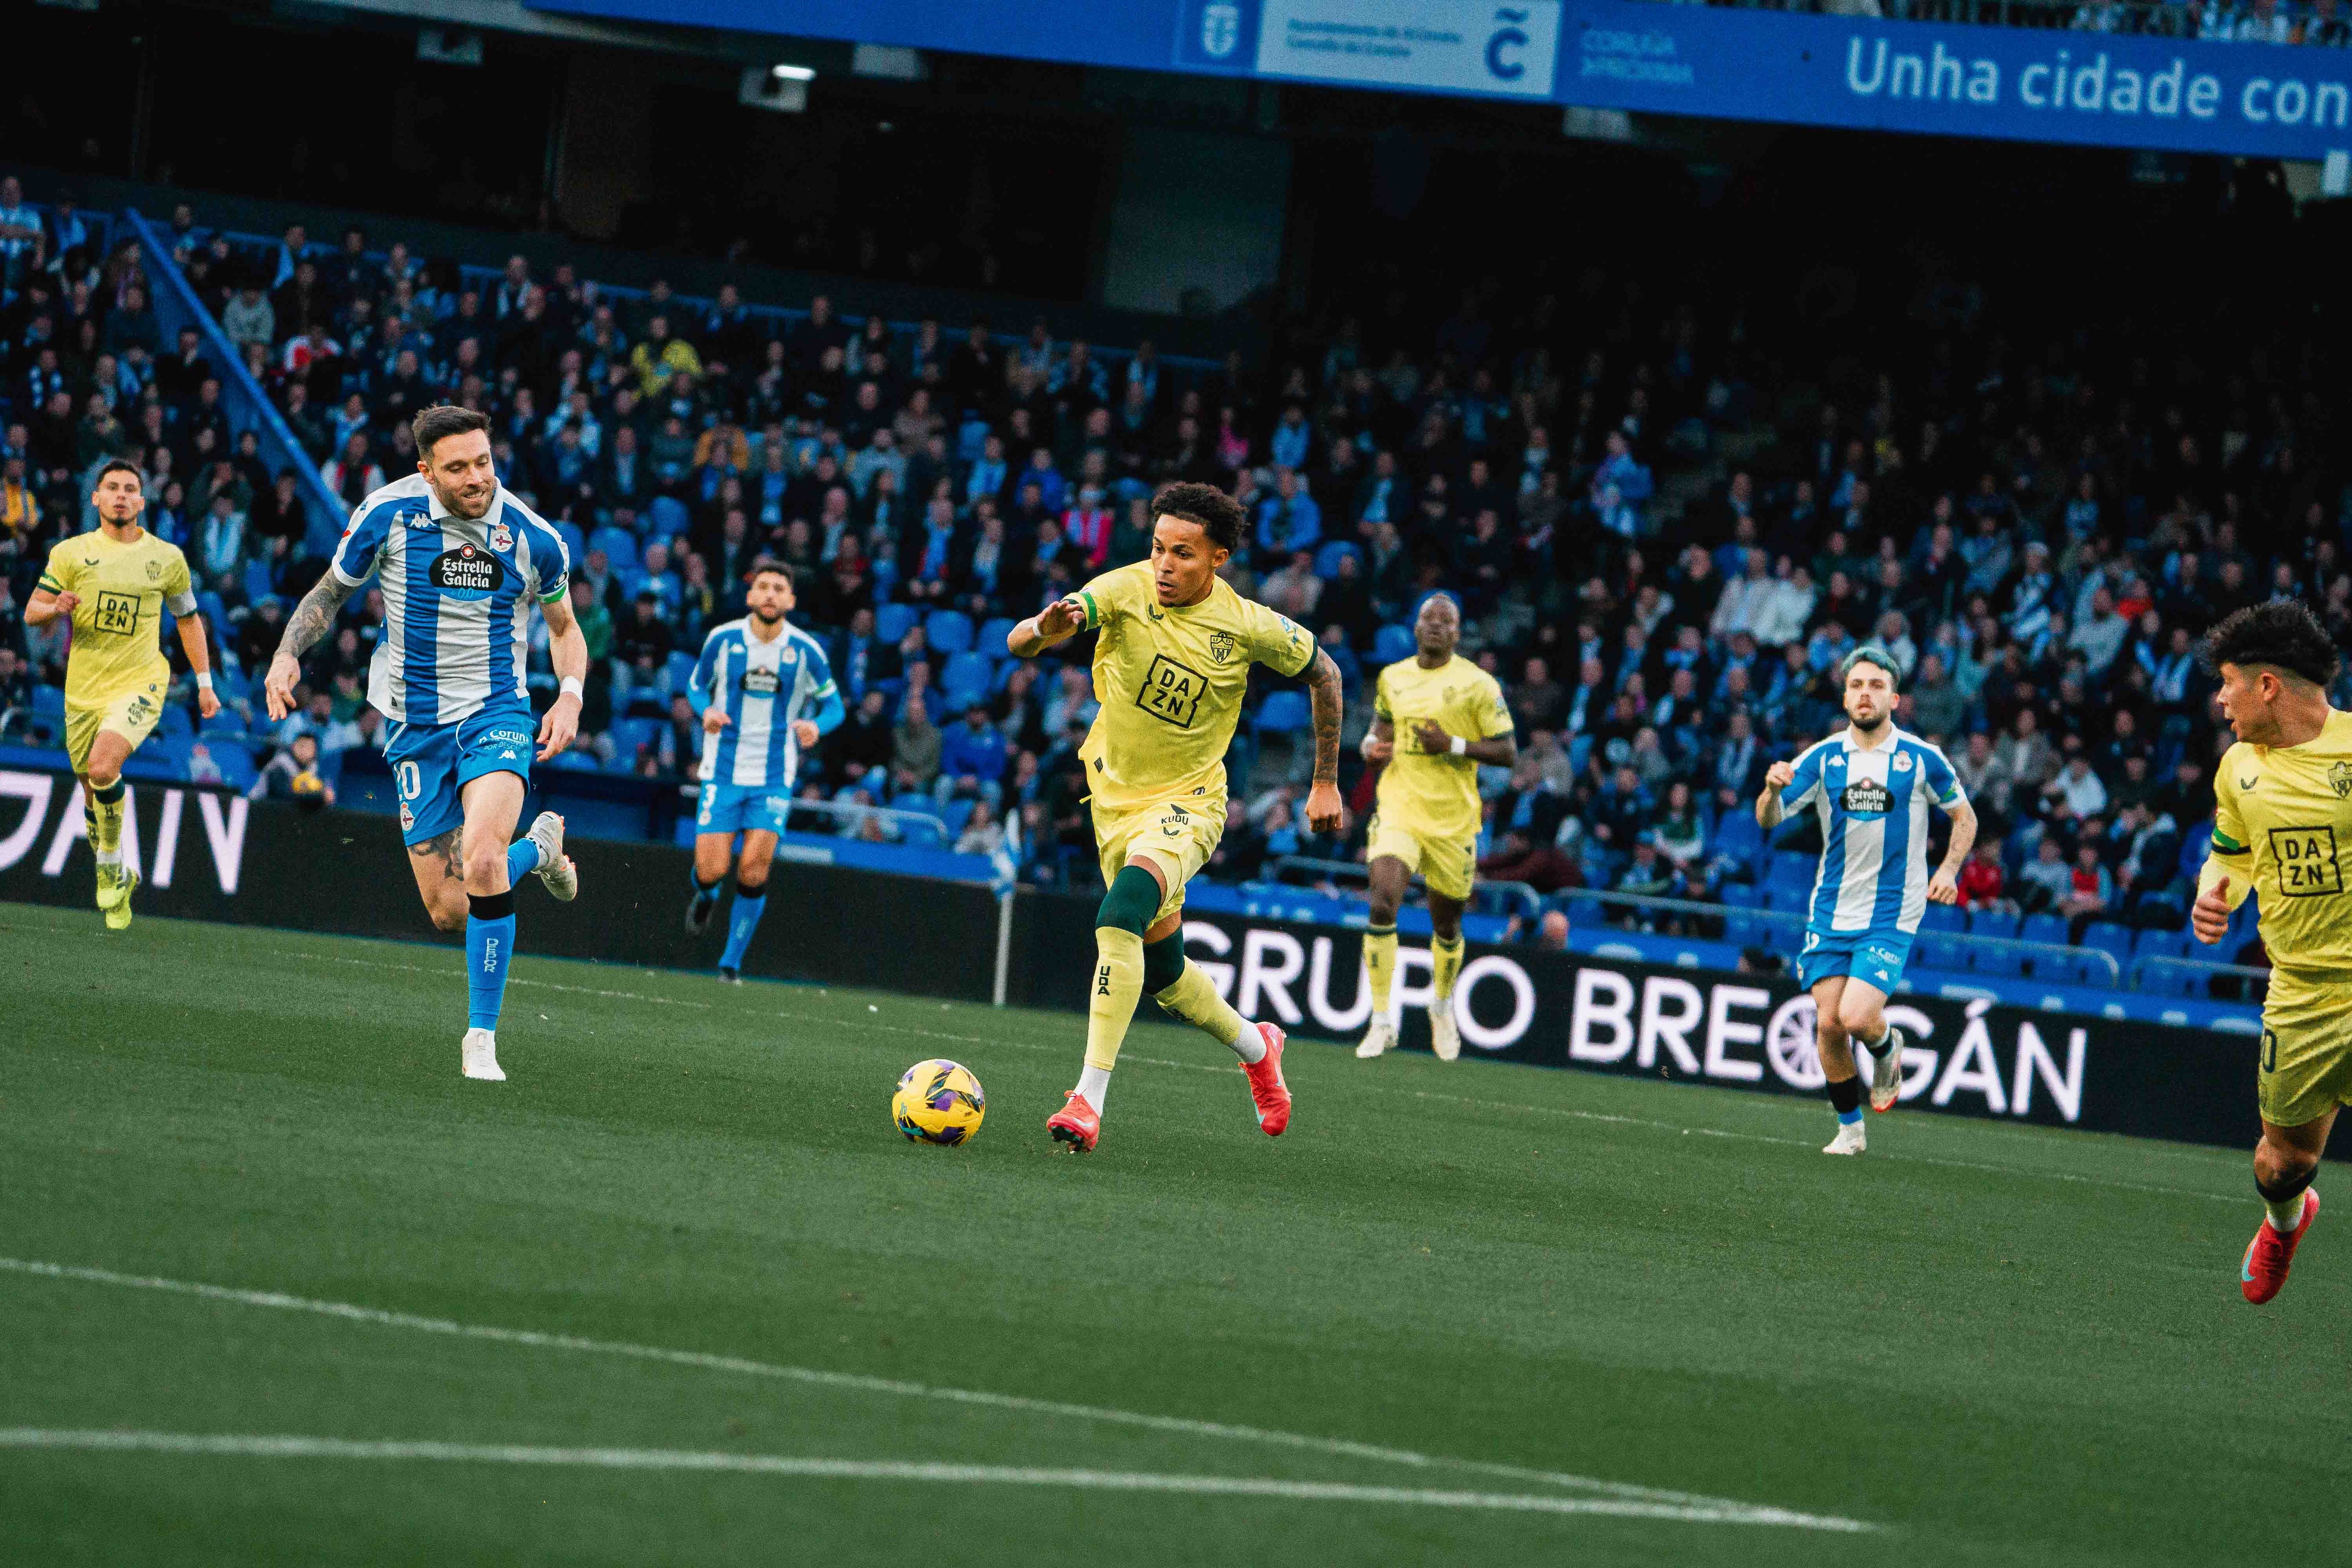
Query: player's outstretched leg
[[88, 777, 138, 930], [518, 812, 577, 901], [1357, 923, 1397, 1058], [1815, 980, 1866, 1154], [1428, 920, 1466, 1063], [1049, 864, 1160, 1151], [2243, 1121, 2327, 1304], [717, 875, 767, 983], [1146, 927, 1287, 1136]]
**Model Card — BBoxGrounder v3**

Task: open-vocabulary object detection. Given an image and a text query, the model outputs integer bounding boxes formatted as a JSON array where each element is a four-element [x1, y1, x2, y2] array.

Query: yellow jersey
[[1372, 654, 1514, 841], [1071, 563, 1316, 811], [38, 527, 194, 706], [2204, 708, 2352, 976]]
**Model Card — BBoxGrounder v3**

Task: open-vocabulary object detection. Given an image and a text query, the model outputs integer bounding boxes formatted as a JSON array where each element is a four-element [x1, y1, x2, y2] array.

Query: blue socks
[[720, 886, 768, 971], [467, 890, 516, 1031], [506, 836, 544, 884]]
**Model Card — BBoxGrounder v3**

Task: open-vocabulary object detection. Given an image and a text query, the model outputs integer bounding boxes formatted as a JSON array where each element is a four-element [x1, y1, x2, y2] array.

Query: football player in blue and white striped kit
[[1756, 645, 1977, 1155], [683, 558, 844, 981], [266, 406, 590, 1084]]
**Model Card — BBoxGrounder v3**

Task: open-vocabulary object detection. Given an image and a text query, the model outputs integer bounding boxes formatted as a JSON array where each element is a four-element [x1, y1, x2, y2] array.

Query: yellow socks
[[1085, 927, 1145, 1074], [1156, 959, 1264, 1060], [1431, 934, 1465, 1005], [90, 780, 125, 857], [1364, 924, 1397, 1013]]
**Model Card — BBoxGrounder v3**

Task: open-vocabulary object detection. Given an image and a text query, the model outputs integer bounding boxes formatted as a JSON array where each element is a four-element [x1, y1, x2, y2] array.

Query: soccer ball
[[893, 1059, 986, 1146]]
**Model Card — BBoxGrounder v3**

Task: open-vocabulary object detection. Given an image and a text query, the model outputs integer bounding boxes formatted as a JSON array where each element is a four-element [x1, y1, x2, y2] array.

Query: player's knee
[[85, 762, 120, 790], [2255, 1137, 2320, 1195], [1815, 1013, 1848, 1049], [461, 839, 508, 888], [1838, 998, 1884, 1040], [1096, 864, 1161, 937], [425, 897, 468, 934]]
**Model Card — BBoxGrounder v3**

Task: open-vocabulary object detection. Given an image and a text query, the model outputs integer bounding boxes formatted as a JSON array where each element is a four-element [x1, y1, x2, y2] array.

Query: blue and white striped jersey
[[1779, 727, 1967, 937], [688, 617, 842, 790], [329, 473, 571, 726]]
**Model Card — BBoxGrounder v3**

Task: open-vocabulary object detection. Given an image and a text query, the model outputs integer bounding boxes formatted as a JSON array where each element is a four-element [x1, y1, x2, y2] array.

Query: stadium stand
[[0, 157, 2315, 1001]]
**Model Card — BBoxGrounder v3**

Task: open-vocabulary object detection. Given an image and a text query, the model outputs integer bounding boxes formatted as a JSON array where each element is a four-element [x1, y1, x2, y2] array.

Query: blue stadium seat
[[200, 708, 246, 739], [939, 651, 993, 710], [1916, 934, 1972, 976], [939, 797, 977, 840], [2019, 912, 2068, 949], [925, 611, 975, 655], [1764, 882, 1812, 915], [1918, 903, 1965, 934], [875, 604, 919, 645], [1373, 624, 1416, 666], [588, 527, 640, 574], [664, 650, 699, 693], [1966, 907, 2021, 941], [1717, 881, 1761, 908], [2133, 927, 2191, 962], [647, 496, 691, 539], [242, 558, 275, 605], [1770, 850, 1814, 887], [1313, 541, 1362, 579], [206, 742, 258, 794], [1970, 942, 2028, 980], [1255, 690, 1311, 735], [977, 617, 1017, 655], [159, 703, 194, 740], [609, 716, 663, 764], [1724, 910, 1772, 947], [2081, 923, 2133, 983]]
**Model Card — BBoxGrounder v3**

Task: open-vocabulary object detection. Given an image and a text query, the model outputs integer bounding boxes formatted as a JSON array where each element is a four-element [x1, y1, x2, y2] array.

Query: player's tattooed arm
[[1302, 648, 1347, 836], [264, 575, 358, 721], [1928, 798, 1978, 904]]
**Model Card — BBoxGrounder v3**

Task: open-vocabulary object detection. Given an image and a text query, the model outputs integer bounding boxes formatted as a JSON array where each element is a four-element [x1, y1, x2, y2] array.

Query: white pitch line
[[0, 1431, 1868, 1528], [292, 953, 714, 1009], [0, 1257, 1869, 1533]]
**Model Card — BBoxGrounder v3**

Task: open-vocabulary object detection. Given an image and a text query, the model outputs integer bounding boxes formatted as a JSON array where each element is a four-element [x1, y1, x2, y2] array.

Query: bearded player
[[1757, 645, 1974, 1155], [23, 459, 220, 928], [266, 406, 586, 1083], [1006, 481, 1345, 1152], [2191, 601, 2352, 1305], [1354, 592, 1517, 1063]]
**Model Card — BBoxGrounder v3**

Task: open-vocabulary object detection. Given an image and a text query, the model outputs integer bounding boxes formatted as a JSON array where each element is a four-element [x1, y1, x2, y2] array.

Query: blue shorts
[[695, 780, 793, 838], [385, 702, 537, 848], [1796, 928, 1914, 993]]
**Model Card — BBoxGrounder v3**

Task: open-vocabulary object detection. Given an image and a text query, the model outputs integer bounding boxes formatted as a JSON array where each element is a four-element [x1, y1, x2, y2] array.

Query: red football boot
[[1047, 1090, 1100, 1153], [2242, 1189, 2319, 1305], [1243, 1023, 1291, 1137]]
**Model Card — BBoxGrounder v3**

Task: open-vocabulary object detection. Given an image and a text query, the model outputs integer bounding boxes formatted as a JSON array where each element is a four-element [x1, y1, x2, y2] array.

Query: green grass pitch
[[2, 900, 2346, 1565]]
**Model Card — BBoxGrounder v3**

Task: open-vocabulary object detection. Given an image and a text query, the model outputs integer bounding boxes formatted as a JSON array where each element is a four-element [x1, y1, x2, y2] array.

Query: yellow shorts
[[1092, 795, 1224, 927], [64, 680, 167, 773], [1367, 812, 1478, 903], [2257, 968, 2352, 1129]]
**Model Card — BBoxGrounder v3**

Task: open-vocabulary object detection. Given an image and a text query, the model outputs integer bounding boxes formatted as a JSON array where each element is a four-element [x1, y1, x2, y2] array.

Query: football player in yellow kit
[[2192, 601, 2352, 1303], [1354, 593, 1517, 1062], [1006, 482, 1345, 1152], [23, 460, 219, 928]]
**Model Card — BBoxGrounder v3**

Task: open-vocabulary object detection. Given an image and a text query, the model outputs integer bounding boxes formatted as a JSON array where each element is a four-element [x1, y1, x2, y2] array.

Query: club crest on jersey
[[145, 559, 162, 581], [488, 521, 513, 553], [2331, 761, 2352, 800], [1208, 630, 1236, 664], [1892, 751, 1913, 772]]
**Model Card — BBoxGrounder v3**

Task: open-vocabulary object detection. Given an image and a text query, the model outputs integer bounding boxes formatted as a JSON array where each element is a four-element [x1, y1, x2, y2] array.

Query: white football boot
[[1430, 1004, 1462, 1062], [1822, 1121, 1867, 1156], [1867, 1027, 1907, 1112], [1355, 1014, 1396, 1059], [527, 811, 578, 901], [462, 1027, 506, 1082]]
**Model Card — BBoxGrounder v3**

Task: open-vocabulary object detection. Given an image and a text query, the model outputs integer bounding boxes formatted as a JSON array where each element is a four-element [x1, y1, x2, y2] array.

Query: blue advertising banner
[[529, 0, 2352, 160]]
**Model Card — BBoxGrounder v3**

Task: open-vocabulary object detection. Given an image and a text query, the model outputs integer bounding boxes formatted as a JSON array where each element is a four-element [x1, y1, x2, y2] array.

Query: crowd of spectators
[[2, 171, 2344, 977]]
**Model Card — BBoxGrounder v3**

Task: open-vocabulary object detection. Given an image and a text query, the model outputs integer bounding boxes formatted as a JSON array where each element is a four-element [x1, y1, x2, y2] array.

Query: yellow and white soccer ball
[[893, 1059, 986, 1146]]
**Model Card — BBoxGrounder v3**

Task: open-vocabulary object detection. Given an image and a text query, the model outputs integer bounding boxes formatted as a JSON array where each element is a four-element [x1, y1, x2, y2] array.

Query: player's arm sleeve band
[[2209, 831, 2250, 855], [166, 590, 199, 616], [329, 561, 369, 589], [1078, 589, 1102, 629], [538, 575, 570, 604], [810, 686, 845, 735], [36, 574, 61, 593]]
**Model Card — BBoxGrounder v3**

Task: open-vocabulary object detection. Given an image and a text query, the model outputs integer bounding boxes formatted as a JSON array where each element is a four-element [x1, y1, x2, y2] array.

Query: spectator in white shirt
[[2041, 754, 2110, 820]]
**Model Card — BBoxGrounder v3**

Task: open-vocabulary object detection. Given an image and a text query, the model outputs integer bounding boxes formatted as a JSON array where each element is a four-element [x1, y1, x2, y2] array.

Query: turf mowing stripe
[[0, 1431, 1874, 1530], [290, 953, 716, 1009], [0, 1257, 1872, 1532]]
